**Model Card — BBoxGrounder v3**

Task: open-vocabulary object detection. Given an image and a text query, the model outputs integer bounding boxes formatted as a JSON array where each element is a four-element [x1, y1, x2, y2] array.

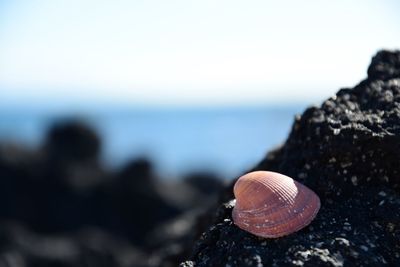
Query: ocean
[[0, 105, 306, 179]]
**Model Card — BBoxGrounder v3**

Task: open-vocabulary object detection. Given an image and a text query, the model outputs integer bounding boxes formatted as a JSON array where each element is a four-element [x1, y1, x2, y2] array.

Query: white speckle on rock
[[343, 223, 352, 231], [292, 260, 304, 266], [366, 239, 376, 248], [378, 191, 387, 197], [229, 199, 236, 207], [387, 223, 395, 232], [334, 237, 350, 246], [296, 248, 344, 267], [254, 255, 263, 267], [299, 173, 307, 179], [341, 162, 352, 168], [351, 176, 358, 186], [350, 250, 359, 258]]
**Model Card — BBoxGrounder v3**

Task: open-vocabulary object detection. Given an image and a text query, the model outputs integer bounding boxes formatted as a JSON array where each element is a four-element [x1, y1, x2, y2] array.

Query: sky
[[0, 0, 399, 108]]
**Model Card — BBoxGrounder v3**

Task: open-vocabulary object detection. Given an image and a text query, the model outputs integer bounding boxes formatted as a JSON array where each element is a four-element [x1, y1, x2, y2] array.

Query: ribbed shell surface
[[232, 171, 320, 238]]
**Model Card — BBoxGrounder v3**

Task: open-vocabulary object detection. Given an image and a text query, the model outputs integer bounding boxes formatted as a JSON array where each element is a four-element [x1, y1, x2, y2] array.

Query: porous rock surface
[[181, 50, 400, 266]]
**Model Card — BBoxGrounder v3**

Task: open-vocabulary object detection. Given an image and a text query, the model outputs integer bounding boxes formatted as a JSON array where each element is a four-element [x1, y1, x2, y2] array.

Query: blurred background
[[0, 1, 399, 266]]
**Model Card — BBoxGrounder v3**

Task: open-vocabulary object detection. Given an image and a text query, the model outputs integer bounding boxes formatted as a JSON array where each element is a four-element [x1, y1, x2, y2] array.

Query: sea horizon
[[0, 104, 308, 179]]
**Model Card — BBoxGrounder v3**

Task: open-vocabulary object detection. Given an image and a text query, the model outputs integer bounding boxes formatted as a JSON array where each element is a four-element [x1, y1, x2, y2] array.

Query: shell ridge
[[236, 186, 313, 221], [269, 179, 297, 204], [259, 195, 321, 237], [235, 178, 284, 213], [262, 177, 298, 203], [235, 177, 304, 220], [248, 188, 317, 229]]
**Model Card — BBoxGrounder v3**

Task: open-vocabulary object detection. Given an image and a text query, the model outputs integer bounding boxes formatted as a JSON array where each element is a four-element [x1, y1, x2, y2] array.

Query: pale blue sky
[[0, 0, 399, 107]]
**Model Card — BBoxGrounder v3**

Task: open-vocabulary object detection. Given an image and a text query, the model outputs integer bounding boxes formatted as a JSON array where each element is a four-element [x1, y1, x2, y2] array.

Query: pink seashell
[[232, 171, 320, 238]]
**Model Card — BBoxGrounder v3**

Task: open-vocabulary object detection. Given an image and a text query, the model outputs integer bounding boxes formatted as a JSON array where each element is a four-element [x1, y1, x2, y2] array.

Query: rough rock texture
[[182, 50, 400, 266]]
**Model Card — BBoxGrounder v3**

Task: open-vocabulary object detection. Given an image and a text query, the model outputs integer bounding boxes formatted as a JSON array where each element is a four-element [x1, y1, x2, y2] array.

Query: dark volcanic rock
[[368, 50, 400, 81], [182, 50, 400, 266]]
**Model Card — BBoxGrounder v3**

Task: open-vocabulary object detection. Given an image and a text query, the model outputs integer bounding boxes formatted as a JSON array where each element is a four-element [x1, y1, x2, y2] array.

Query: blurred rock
[[145, 211, 200, 267], [183, 172, 224, 196], [182, 50, 400, 266], [104, 157, 182, 245], [0, 120, 224, 266], [45, 120, 101, 163], [0, 222, 151, 267], [159, 172, 224, 212]]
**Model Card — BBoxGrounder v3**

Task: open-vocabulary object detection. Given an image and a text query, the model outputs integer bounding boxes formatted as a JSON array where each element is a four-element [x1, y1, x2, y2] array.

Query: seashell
[[232, 171, 320, 238]]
